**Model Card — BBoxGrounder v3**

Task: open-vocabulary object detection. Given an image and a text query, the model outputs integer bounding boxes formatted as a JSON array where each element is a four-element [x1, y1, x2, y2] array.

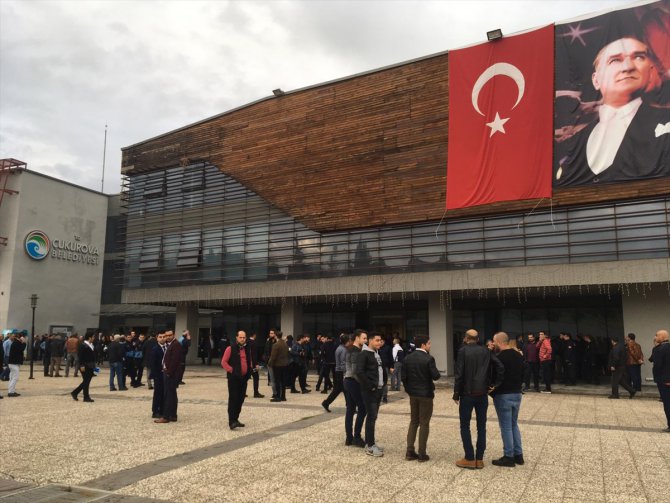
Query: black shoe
[[321, 401, 331, 413], [230, 423, 238, 430], [321, 390, 328, 394], [281, 397, 287, 401], [607, 395, 620, 399], [345, 437, 353, 446], [110, 388, 117, 391], [254, 393, 265, 398], [236, 421, 245, 427], [492, 456, 516, 467], [405, 450, 419, 461], [148, 386, 153, 390], [514, 454, 525, 465], [83, 398, 94, 403], [120, 387, 129, 391], [290, 389, 299, 393], [353, 437, 366, 448], [382, 398, 388, 404], [179, 381, 185, 385], [302, 389, 311, 394], [71, 391, 78, 401], [417, 454, 430, 462], [629, 391, 636, 399], [270, 398, 281, 402], [8, 393, 20, 397]]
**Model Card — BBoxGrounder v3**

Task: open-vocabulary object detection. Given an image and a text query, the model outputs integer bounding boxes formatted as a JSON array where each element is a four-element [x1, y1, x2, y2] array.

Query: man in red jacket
[[155, 330, 183, 423], [538, 331, 553, 394]]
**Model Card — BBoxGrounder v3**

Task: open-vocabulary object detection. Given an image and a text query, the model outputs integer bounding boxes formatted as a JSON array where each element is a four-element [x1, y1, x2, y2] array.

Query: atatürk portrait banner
[[554, 0, 670, 187]]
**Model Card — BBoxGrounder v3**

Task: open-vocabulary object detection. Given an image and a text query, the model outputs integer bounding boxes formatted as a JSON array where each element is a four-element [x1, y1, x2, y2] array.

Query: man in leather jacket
[[453, 329, 504, 469], [402, 335, 441, 462]]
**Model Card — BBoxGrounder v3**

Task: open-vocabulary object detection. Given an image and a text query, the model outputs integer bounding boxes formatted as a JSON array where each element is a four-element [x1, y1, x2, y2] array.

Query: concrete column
[[280, 301, 303, 338], [622, 283, 670, 386], [428, 292, 453, 375], [175, 302, 199, 364]]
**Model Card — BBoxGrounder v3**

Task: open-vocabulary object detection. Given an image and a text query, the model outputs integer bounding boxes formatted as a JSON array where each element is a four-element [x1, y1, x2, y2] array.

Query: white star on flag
[[486, 112, 509, 137]]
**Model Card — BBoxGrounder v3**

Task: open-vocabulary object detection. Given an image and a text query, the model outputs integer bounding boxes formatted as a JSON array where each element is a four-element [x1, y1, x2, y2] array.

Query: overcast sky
[[0, 0, 635, 194]]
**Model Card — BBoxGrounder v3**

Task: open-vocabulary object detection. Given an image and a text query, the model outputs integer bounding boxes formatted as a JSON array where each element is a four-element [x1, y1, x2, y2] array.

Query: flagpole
[[101, 124, 108, 193]]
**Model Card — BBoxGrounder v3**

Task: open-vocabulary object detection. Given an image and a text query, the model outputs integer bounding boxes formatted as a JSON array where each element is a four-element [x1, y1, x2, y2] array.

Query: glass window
[[178, 231, 202, 267], [139, 236, 161, 269]]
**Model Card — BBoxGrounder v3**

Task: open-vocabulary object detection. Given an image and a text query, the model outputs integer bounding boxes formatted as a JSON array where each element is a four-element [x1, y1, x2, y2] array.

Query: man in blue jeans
[[107, 334, 126, 391], [491, 332, 525, 467], [453, 329, 504, 469]]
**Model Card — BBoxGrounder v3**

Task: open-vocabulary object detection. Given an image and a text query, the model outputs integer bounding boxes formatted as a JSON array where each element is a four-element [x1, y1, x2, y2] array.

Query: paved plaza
[[1, 365, 669, 503]]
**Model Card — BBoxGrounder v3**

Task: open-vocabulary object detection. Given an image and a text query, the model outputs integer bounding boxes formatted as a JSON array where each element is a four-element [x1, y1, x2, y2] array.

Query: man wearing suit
[[268, 331, 289, 403], [402, 335, 441, 462], [221, 330, 252, 429], [150, 332, 167, 419], [247, 333, 264, 398], [155, 330, 184, 423], [555, 37, 669, 186], [71, 333, 96, 402]]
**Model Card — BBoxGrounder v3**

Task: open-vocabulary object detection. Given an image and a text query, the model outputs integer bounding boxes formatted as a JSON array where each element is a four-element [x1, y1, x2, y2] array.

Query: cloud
[[0, 0, 634, 194]]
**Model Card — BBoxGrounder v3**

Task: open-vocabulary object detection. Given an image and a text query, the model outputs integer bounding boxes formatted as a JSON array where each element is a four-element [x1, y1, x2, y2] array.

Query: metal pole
[[29, 294, 37, 379], [101, 124, 108, 193]]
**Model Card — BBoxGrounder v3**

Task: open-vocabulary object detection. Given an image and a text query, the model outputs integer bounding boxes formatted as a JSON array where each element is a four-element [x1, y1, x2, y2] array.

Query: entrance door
[[370, 313, 404, 341]]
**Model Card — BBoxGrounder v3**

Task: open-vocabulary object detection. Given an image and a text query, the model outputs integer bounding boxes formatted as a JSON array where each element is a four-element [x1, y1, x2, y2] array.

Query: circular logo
[[25, 230, 50, 260]]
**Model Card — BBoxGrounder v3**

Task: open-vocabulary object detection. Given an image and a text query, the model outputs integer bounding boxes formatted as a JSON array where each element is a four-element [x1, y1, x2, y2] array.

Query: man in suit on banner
[[555, 36, 670, 186]]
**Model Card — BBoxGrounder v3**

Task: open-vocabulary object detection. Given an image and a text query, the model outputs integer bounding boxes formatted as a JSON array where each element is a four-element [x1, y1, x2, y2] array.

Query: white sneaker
[[365, 444, 384, 457]]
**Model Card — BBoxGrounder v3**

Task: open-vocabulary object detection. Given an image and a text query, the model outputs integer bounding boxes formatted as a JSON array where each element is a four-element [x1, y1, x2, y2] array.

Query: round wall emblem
[[25, 230, 51, 260]]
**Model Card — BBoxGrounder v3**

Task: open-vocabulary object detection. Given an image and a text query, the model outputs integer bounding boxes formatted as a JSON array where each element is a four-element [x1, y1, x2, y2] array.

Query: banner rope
[[434, 208, 448, 240], [516, 198, 545, 229]]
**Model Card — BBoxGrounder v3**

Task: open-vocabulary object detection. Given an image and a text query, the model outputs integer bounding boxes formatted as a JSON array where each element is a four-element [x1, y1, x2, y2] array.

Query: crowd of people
[[2, 326, 669, 464]]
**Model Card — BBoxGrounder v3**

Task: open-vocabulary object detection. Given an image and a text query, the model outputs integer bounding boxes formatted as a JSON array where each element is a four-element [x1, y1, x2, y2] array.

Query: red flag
[[446, 25, 554, 209]]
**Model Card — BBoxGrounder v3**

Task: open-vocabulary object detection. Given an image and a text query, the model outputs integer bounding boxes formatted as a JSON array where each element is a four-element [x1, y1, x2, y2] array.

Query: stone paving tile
[[3, 365, 670, 503]]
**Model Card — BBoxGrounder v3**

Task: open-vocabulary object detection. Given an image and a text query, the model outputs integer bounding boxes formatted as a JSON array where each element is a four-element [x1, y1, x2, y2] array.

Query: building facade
[[0, 164, 108, 337], [116, 16, 670, 379]]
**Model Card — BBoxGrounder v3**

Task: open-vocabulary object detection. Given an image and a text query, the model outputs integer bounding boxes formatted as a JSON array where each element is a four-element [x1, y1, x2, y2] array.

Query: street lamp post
[[29, 294, 38, 380]]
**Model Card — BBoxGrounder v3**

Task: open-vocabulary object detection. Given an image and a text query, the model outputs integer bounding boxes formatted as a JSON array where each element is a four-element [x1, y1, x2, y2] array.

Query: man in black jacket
[[7, 333, 27, 397], [221, 330, 252, 430], [355, 332, 386, 457], [608, 337, 635, 399], [453, 329, 504, 469], [150, 333, 167, 418], [491, 332, 525, 467], [402, 335, 441, 462], [71, 332, 96, 402], [652, 330, 670, 432]]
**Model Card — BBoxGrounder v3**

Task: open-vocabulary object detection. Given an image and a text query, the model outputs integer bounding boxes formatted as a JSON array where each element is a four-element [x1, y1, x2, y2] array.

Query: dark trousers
[[524, 361, 540, 390], [43, 358, 50, 376], [252, 369, 260, 395], [152, 371, 165, 416], [611, 365, 634, 397], [297, 364, 308, 391], [72, 369, 94, 400], [407, 395, 434, 455], [227, 374, 248, 425], [660, 383, 670, 429], [627, 364, 642, 391], [343, 378, 366, 440], [541, 360, 553, 391], [362, 388, 382, 447], [317, 364, 333, 391], [324, 371, 344, 407], [563, 360, 576, 385], [459, 394, 488, 461], [272, 366, 287, 399], [135, 361, 144, 385], [163, 374, 179, 420]]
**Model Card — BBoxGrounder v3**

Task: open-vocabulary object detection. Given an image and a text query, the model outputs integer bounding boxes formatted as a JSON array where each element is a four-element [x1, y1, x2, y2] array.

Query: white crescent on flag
[[471, 62, 525, 115]]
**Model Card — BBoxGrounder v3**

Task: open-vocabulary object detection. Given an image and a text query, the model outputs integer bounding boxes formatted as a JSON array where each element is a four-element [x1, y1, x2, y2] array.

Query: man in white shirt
[[555, 36, 669, 186]]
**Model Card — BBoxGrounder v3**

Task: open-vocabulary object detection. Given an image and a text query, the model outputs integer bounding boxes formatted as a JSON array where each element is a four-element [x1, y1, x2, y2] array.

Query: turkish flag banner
[[446, 25, 554, 210]]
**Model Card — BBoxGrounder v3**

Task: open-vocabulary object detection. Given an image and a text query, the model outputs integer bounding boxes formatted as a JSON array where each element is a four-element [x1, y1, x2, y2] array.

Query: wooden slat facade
[[121, 52, 670, 232]]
